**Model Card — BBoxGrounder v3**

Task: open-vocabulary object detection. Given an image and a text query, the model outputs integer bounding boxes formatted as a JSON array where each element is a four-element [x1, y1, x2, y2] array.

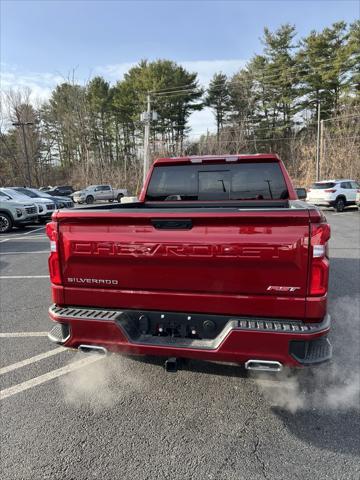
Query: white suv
[[307, 179, 360, 212]]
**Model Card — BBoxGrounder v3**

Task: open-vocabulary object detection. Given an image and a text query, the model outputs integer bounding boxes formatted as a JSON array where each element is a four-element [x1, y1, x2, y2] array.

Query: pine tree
[[296, 22, 351, 118], [206, 73, 231, 138]]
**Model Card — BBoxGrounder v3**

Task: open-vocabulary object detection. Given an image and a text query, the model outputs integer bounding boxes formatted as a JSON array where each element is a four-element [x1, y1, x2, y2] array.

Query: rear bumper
[[39, 211, 53, 219], [307, 199, 333, 207], [48, 305, 332, 367], [14, 215, 38, 226]]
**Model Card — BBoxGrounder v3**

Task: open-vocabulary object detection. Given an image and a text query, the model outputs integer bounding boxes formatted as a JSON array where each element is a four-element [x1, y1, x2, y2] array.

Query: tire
[[85, 196, 94, 204], [335, 197, 346, 212], [117, 193, 124, 203], [0, 213, 13, 233]]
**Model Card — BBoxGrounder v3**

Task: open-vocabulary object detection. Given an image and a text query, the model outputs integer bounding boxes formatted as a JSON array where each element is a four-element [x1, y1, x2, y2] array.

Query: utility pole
[[143, 94, 151, 185], [12, 121, 34, 187], [320, 119, 324, 179], [141, 94, 157, 185], [316, 101, 321, 181]]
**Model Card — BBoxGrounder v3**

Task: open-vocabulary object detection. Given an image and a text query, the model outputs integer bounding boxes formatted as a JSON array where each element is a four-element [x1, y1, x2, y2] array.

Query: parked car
[[307, 179, 360, 212], [0, 190, 38, 233], [7, 187, 56, 223], [47, 154, 332, 371], [72, 185, 128, 204], [45, 185, 74, 197], [13, 187, 74, 210]]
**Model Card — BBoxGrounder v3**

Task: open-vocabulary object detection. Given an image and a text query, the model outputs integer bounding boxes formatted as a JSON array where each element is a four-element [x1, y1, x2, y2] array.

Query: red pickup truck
[[47, 154, 332, 372]]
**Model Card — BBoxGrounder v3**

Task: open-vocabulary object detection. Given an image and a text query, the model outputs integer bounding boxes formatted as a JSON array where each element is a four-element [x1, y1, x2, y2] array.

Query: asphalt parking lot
[[0, 209, 359, 480]]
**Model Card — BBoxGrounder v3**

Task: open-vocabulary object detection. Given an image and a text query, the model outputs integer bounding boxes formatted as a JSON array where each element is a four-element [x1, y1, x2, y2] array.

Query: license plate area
[[117, 310, 230, 341]]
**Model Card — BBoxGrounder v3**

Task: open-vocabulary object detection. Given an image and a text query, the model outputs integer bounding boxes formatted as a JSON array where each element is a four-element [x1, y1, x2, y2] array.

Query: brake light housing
[[309, 223, 330, 296], [46, 221, 62, 285], [324, 189, 336, 193]]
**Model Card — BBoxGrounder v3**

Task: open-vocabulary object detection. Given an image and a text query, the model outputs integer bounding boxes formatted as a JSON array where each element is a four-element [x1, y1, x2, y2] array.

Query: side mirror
[[295, 188, 307, 200]]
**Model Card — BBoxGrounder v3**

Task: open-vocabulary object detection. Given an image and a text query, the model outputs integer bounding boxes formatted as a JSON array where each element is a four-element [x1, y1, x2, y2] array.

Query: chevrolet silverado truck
[[47, 154, 332, 372], [72, 185, 128, 204]]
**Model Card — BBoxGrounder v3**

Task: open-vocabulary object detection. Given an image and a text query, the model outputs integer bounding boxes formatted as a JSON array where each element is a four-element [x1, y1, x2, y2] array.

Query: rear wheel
[[85, 195, 94, 204], [0, 213, 13, 233], [117, 193, 124, 203], [335, 197, 346, 212]]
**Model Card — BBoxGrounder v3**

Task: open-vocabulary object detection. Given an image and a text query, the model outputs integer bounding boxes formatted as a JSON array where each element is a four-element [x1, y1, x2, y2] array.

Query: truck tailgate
[[56, 210, 311, 319]]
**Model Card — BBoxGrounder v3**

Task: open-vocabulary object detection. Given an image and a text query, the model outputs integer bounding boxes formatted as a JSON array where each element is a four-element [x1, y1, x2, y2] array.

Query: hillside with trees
[[1, 21, 359, 191]]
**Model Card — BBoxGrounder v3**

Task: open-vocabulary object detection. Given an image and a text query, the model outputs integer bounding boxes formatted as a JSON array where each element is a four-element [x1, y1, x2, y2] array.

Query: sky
[[1, 0, 359, 134]]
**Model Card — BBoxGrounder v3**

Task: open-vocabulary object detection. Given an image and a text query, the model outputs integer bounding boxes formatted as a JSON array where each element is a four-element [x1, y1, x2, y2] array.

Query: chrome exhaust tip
[[78, 344, 108, 355], [245, 359, 283, 372]]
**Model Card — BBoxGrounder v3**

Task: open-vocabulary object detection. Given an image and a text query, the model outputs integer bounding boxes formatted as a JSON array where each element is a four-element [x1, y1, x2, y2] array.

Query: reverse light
[[46, 221, 62, 285], [313, 245, 325, 258], [309, 223, 331, 296]]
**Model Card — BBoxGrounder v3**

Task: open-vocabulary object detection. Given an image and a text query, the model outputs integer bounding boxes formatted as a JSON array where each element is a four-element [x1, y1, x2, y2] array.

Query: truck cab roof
[[153, 154, 281, 166]]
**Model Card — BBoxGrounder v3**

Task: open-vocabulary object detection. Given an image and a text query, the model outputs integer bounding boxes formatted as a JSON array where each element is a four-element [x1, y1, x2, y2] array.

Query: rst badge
[[267, 286, 301, 292]]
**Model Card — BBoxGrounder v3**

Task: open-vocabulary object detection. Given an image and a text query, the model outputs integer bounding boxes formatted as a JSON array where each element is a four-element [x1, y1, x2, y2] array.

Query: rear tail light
[[324, 189, 336, 193], [309, 223, 331, 296], [46, 221, 62, 285]]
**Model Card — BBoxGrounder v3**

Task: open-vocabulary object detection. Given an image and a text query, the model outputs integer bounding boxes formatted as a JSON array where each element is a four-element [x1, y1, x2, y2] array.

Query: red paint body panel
[[48, 155, 331, 367], [58, 213, 311, 318]]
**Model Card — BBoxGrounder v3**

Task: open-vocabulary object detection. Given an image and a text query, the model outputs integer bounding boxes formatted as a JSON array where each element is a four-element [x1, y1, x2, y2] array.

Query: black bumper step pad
[[290, 336, 332, 365], [48, 323, 70, 344]]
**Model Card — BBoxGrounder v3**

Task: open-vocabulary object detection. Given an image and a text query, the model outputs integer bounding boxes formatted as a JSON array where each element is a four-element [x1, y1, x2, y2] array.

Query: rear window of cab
[[146, 162, 289, 201], [310, 182, 336, 189]]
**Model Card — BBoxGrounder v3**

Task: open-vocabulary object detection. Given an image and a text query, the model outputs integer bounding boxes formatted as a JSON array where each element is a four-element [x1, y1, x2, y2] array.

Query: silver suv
[[0, 190, 38, 233]]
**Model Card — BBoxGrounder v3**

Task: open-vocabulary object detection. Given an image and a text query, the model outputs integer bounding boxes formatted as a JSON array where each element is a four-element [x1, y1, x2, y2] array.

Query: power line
[[184, 113, 359, 138], [152, 89, 202, 98], [322, 113, 360, 122], [150, 84, 197, 94], [186, 134, 360, 145]]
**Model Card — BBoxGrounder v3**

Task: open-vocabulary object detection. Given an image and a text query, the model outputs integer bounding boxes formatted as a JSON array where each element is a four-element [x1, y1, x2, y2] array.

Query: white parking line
[[332, 212, 359, 216], [0, 355, 102, 400], [0, 332, 48, 338], [0, 235, 47, 241], [0, 275, 49, 279], [0, 228, 46, 242], [0, 251, 48, 255], [23, 226, 46, 235], [0, 347, 66, 375]]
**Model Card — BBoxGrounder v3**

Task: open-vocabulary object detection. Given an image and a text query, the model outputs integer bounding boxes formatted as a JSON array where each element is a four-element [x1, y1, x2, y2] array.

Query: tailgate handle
[[152, 219, 193, 230]]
